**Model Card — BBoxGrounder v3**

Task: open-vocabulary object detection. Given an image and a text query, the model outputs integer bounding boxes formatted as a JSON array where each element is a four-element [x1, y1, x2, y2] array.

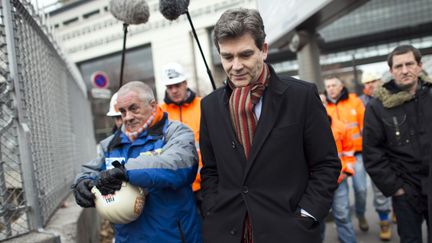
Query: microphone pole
[[184, 10, 216, 90], [119, 23, 129, 88]]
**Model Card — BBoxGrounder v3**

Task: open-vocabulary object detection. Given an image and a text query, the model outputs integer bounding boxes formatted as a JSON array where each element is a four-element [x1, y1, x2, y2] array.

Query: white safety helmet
[[361, 71, 381, 84], [161, 62, 187, 86], [92, 182, 146, 224], [107, 92, 121, 116]]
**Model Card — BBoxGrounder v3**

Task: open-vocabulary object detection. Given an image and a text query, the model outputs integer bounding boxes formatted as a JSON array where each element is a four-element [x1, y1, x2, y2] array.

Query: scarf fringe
[[125, 106, 164, 142]]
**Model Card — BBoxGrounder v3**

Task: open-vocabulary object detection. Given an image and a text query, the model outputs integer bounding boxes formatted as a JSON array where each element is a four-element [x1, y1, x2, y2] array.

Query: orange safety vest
[[326, 91, 365, 152], [160, 93, 202, 191], [330, 117, 356, 183]]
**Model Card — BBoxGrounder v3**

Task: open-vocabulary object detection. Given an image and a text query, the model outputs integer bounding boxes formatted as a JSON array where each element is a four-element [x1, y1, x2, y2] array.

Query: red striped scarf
[[125, 106, 164, 142], [228, 64, 270, 159], [228, 64, 270, 243], [125, 113, 155, 142]]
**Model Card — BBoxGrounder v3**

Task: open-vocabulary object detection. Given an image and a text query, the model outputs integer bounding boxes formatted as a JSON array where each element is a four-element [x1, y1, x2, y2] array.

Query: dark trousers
[[392, 194, 429, 243]]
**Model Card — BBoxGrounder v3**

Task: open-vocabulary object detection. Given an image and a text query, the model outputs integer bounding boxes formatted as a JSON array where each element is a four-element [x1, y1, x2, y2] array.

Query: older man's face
[[324, 78, 344, 100], [116, 90, 155, 132], [364, 79, 381, 96]]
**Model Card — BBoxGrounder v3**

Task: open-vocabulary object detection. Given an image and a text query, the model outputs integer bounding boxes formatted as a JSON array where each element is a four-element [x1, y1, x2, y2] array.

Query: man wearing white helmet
[[106, 92, 123, 133], [160, 62, 203, 212], [359, 71, 393, 241], [359, 71, 383, 106], [72, 81, 201, 242]]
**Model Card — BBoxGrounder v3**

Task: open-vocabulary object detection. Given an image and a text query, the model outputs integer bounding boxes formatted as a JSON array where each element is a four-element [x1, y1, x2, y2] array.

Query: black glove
[[95, 161, 128, 195], [73, 179, 95, 208]]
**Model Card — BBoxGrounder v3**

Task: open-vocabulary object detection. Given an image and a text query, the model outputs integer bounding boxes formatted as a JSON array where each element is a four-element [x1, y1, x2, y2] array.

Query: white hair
[[117, 81, 155, 104]]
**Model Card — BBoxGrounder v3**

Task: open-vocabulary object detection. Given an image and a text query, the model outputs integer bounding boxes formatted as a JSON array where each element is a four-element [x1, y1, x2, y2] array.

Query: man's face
[[364, 79, 381, 95], [166, 81, 188, 104], [113, 116, 123, 129], [324, 78, 344, 100], [116, 90, 155, 132], [218, 33, 268, 87], [390, 51, 422, 91]]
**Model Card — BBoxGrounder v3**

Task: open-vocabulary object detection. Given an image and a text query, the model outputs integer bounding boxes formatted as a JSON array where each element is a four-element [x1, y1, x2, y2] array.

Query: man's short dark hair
[[213, 8, 266, 52], [387, 45, 422, 68]]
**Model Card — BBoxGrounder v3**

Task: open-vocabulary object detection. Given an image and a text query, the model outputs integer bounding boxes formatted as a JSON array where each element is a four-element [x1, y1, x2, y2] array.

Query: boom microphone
[[159, 0, 216, 90], [110, 0, 150, 25], [159, 0, 190, 21], [109, 0, 150, 88]]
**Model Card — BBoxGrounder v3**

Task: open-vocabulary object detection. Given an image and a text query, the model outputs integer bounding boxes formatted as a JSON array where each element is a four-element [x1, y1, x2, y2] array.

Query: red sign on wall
[[91, 71, 110, 89]]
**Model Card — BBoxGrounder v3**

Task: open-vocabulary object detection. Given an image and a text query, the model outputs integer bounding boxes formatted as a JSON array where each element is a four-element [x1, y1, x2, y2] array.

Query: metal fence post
[[2, 0, 43, 230], [0, 159, 12, 237]]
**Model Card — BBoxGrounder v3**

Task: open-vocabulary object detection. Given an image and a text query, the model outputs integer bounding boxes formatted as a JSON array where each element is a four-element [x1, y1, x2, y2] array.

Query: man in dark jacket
[[200, 8, 341, 243], [363, 45, 432, 242]]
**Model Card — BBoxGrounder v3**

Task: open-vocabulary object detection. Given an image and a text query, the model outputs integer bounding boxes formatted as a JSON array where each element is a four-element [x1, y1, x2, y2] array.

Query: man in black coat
[[363, 45, 432, 242], [199, 8, 341, 243]]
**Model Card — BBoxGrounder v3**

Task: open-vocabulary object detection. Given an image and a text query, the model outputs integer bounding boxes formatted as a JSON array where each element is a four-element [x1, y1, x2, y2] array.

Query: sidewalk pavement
[[323, 176, 427, 243]]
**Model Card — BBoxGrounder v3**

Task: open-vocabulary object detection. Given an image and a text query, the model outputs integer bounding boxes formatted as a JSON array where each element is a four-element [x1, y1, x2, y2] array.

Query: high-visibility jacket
[[326, 87, 365, 152], [330, 116, 356, 183], [161, 89, 202, 191]]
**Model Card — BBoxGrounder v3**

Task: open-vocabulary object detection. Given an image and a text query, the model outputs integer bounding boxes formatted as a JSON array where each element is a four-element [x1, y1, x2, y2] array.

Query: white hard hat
[[161, 62, 187, 86], [107, 92, 121, 116], [92, 182, 146, 224], [361, 71, 381, 84]]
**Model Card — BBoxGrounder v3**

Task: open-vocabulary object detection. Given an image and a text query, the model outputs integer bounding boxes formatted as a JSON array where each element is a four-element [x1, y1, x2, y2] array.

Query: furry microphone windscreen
[[159, 0, 190, 21], [109, 0, 150, 25]]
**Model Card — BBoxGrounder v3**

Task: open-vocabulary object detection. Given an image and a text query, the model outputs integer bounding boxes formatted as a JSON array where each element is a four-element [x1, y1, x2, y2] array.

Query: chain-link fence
[[0, 0, 96, 240]]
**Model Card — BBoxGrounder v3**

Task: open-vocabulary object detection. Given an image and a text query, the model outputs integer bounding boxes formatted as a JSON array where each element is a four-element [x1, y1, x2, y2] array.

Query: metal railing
[[0, 0, 96, 240]]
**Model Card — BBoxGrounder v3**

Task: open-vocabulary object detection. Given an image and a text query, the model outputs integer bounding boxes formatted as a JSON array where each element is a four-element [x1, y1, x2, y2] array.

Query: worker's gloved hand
[[95, 161, 128, 195], [337, 172, 350, 184], [73, 179, 96, 208]]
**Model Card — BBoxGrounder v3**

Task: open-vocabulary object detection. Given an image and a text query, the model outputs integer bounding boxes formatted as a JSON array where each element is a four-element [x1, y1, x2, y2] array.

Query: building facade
[[49, 0, 255, 140], [47, 0, 432, 141]]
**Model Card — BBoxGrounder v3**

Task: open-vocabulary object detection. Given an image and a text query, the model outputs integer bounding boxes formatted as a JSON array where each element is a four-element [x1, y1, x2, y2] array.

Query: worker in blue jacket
[[72, 81, 201, 243]]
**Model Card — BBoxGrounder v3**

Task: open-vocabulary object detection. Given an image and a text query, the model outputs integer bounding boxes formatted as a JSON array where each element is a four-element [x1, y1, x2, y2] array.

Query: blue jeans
[[372, 182, 391, 215], [392, 194, 429, 243], [332, 179, 357, 243], [352, 153, 367, 217]]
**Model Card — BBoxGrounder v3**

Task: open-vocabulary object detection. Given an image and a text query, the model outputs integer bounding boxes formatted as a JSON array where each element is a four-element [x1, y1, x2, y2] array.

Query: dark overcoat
[[199, 66, 341, 243], [363, 77, 432, 240]]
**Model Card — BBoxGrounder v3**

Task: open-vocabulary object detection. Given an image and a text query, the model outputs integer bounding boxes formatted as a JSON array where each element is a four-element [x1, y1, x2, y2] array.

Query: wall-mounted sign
[[91, 71, 110, 89], [91, 88, 112, 99]]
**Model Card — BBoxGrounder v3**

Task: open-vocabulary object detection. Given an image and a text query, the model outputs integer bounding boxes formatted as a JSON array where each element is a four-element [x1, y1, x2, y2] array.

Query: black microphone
[[159, 0, 190, 21], [159, 0, 216, 90], [110, 0, 150, 25], [109, 0, 150, 88]]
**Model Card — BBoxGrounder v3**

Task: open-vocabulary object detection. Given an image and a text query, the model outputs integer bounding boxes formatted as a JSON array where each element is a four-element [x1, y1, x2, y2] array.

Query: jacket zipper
[[177, 221, 186, 243], [392, 116, 401, 142], [179, 105, 183, 122]]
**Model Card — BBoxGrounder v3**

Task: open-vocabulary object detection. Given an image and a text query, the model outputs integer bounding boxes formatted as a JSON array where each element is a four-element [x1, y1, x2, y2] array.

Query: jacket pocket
[[382, 114, 410, 146], [294, 215, 318, 229], [293, 208, 318, 230]]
